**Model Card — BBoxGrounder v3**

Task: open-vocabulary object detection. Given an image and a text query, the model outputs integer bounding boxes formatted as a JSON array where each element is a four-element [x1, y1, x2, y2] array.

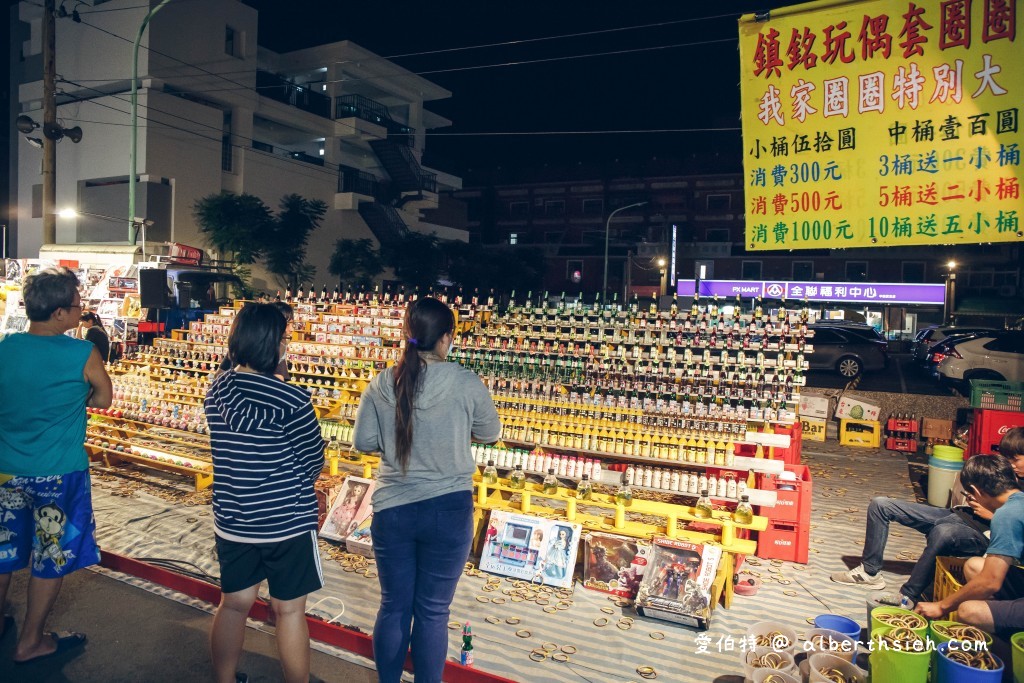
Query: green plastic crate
[[969, 379, 1024, 412]]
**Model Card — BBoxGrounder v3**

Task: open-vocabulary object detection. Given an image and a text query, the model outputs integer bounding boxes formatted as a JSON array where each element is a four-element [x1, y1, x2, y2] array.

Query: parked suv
[[934, 331, 1024, 393], [807, 323, 889, 378], [912, 325, 997, 366]]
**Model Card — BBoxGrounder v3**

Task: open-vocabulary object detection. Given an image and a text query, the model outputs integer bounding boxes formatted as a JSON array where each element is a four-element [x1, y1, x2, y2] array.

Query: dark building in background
[[451, 164, 1023, 326]]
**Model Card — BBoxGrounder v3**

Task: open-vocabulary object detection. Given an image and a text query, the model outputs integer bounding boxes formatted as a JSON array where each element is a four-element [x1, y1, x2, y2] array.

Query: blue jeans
[[862, 497, 988, 601], [371, 491, 474, 683]]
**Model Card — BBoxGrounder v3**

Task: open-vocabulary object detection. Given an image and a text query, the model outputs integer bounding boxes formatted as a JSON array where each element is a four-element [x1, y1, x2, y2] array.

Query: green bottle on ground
[[460, 621, 473, 666]]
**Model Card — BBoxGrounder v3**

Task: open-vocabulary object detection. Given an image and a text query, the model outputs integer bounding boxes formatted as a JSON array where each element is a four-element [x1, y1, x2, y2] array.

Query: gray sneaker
[[830, 564, 886, 590]]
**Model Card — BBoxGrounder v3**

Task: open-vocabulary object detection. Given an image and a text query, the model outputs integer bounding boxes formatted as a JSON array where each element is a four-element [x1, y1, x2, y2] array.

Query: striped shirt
[[204, 369, 325, 543]]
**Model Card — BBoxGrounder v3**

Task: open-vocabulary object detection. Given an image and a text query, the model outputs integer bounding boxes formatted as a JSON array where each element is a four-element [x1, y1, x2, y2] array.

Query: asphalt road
[[804, 354, 957, 396]]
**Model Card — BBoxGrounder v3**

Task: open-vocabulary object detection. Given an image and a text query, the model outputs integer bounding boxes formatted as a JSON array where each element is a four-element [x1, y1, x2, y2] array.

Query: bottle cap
[[487, 460, 495, 466], [548, 468, 555, 474], [700, 489, 708, 495], [581, 474, 589, 480]]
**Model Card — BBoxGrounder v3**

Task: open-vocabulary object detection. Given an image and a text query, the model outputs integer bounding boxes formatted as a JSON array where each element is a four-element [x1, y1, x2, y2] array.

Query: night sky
[[241, 0, 804, 178]]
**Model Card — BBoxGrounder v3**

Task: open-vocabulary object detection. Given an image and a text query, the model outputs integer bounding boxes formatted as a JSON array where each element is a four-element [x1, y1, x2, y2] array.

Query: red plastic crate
[[885, 437, 919, 453], [757, 519, 810, 564], [886, 418, 919, 434], [771, 422, 802, 465], [756, 463, 812, 525], [968, 409, 1024, 457]]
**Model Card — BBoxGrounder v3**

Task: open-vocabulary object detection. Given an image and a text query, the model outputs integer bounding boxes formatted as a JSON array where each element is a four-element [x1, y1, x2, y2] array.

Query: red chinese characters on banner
[[749, 1, 1016, 77]]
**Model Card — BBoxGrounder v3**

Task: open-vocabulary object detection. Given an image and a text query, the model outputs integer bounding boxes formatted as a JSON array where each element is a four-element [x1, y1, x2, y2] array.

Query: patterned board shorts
[[0, 470, 101, 578]]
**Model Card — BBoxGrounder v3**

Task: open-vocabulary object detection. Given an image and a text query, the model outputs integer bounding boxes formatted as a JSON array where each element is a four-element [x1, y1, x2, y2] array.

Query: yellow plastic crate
[[839, 419, 881, 448], [934, 556, 965, 622]]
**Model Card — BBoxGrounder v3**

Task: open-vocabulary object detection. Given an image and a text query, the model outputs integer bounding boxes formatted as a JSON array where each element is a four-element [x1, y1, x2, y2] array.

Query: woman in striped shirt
[[204, 303, 325, 683]]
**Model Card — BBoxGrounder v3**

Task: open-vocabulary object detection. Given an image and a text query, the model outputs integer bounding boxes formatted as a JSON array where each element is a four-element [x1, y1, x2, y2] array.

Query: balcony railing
[[335, 94, 415, 146], [338, 165, 381, 198], [420, 171, 437, 193], [256, 70, 331, 119]]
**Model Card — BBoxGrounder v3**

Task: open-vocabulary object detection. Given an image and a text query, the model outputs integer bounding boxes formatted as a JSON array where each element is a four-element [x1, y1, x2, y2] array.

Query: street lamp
[[59, 208, 152, 260], [603, 201, 647, 302], [129, 0, 175, 245], [944, 260, 957, 324], [657, 257, 667, 297]]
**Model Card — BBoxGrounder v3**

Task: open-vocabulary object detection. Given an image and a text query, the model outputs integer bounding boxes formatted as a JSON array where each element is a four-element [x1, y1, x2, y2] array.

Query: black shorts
[[215, 530, 324, 601]]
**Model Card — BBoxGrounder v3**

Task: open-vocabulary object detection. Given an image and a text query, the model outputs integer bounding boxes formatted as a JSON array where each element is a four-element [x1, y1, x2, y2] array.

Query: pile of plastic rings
[[874, 611, 927, 630], [942, 646, 1000, 670]]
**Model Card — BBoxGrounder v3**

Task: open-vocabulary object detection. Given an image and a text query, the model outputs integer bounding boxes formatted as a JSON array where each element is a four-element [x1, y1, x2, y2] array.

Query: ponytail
[[393, 297, 455, 471]]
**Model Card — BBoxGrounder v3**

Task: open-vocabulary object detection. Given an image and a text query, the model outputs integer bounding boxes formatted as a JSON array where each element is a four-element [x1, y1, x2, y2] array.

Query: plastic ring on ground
[[516, 629, 532, 639], [619, 617, 634, 624], [594, 617, 610, 627], [561, 645, 577, 654], [506, 617, 521, 625], [637, 665, 658, 679], [529, 650, 547, 662], [600, 607, 615, 614], [542, 642, 558, 652], [543, 606, 558, 614], [491, 597, 506, 604], [448, 621, 462, 630], [485, 616, 501, 625], [476, 596, 490, 603], [617, 622, 633, 630], [649, 632, 666, 640], [364, 571, 377, 579], [553, 653, 570, 663]]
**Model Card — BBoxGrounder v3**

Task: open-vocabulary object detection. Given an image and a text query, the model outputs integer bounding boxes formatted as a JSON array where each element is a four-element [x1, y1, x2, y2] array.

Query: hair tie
[[408, 337, 418, 347]]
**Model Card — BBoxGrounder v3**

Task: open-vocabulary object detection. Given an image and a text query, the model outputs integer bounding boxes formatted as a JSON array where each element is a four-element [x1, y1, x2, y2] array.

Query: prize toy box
[[581, 532, 650, 599], [635, 538, 722, 630], [319, 476, 374, 542], [479, 510, 582, 589], [345, 515, 374, 558]]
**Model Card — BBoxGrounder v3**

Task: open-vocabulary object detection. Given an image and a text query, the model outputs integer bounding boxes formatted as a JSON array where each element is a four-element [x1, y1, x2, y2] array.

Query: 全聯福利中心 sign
[[677, 279, 945, 305], [738, 0, 1022, 250]]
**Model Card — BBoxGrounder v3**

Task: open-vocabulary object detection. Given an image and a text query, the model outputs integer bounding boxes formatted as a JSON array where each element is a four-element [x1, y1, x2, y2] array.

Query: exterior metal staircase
[[357, 202, 408, 246]]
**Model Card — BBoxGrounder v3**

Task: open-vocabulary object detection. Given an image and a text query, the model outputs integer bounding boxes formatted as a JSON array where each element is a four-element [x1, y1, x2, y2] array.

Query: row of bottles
[[624, 466, 749, 500], [472, 444, 604, 481], [493, 398, 752, 433], [498, 416, 739, 465], [320, 420, 355, 444]]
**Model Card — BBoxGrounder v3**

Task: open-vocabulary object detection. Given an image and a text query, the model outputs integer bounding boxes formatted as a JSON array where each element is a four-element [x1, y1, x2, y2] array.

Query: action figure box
[[319, 476, 374, 542], [478, 510, 582, 589], [635, 537, 723, 630], [345, 515, 374, 558], [581, 532, 650, 599]]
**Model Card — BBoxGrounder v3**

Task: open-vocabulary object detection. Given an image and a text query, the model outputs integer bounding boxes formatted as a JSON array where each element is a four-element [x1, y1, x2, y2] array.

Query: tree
[[329, 238, 383, 289], [264, 194, 327, 291], [192, 192, 273, 264], [381, 232, 444, 292]]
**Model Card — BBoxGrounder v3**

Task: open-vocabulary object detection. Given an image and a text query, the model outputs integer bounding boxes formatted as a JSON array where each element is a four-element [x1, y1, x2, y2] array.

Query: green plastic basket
[[970, 380, 1024, 413]]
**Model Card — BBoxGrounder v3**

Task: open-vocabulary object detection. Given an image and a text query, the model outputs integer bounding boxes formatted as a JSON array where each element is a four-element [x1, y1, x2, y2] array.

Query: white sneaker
[[830, 564, 886, 590]]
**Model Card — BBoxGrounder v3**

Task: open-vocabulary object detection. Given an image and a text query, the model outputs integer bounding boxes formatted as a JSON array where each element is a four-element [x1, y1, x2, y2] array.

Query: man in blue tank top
[[0, 267, 112, 664]]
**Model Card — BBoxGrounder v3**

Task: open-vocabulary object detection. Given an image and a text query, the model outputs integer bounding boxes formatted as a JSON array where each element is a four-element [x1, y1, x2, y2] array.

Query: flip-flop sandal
[[14, 631, 87, 665]]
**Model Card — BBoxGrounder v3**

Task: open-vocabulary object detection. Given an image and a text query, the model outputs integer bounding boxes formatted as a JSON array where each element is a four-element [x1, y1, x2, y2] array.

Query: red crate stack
[[969, 409, 1024, 457], [755, 463, 813, 564], [771, 422, 802, 465]]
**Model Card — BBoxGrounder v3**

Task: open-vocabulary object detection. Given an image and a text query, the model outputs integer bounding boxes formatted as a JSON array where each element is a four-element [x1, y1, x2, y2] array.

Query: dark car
[[807, 323, 888, 378], [911, 325, 997, 366]]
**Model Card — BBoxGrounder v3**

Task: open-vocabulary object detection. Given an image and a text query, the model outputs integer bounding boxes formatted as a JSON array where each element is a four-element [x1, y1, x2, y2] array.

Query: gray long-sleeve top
[[353, 361, 502, 512]]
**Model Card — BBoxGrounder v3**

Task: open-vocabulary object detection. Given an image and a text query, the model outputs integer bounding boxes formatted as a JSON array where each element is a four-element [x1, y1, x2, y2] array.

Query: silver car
[[912, 325, 997, 367], [808, 324, 889, 378]]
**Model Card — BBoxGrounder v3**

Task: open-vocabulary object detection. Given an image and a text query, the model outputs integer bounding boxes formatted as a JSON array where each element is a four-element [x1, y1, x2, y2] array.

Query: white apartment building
[[10, 0, 466, 291]]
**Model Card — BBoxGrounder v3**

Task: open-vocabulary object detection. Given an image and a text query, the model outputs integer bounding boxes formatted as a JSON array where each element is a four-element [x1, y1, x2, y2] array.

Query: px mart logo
[[765, 283, 785, 298]]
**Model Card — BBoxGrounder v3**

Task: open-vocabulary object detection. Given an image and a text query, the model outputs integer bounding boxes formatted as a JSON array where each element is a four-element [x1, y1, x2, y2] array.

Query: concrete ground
[[0, 569, 379, 683]]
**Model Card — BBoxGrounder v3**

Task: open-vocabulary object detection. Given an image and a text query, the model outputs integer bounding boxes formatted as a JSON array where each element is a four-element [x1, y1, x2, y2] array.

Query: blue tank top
[[0, 333, 93, 476]]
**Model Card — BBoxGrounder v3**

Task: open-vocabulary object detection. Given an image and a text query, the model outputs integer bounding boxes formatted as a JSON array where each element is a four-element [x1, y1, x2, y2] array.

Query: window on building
[[509, 233, 518, 245], [902, 261, 926, 283], [705, 228, 731, 242], [509, 201, 529, 217], [846, 261, 868, 281], [225, 26, 237, 57], [581, 198, 603, 215], [706, 194, 731, 211], [741, 260, 762, 280], [221, 135, 232, 172], [545, 199, 565, 217], [792, 261, 814, 280]]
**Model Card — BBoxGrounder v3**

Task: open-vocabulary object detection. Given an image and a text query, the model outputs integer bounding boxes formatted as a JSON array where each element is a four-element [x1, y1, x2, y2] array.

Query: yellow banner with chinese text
[[739, 0, 1022, 250]]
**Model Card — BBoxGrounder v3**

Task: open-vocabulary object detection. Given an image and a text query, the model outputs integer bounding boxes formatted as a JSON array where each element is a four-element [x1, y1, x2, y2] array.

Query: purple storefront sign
[[676, 280, 945, 305]]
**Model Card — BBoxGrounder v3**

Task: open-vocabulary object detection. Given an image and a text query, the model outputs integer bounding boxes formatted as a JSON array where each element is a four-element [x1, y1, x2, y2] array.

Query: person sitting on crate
[[915, 452, 1024, 638], [832, 428, 1024, 609]]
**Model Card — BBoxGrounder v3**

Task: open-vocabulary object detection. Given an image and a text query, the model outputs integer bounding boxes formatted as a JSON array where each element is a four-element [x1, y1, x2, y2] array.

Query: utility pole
[[42, 0, 57, 245]]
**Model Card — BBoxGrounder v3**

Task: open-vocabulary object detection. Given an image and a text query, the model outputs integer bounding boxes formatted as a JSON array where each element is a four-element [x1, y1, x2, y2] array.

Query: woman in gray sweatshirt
[[353, 297, 501, 683]]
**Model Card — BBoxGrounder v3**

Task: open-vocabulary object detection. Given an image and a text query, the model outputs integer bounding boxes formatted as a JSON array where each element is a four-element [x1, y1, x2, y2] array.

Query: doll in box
[[543, 526, 573, 580]]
